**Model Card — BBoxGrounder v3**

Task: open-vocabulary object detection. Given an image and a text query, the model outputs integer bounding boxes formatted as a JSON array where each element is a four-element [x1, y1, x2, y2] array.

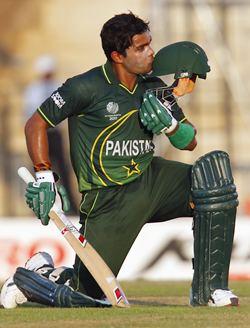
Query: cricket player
[[1, 12, 238, 308]]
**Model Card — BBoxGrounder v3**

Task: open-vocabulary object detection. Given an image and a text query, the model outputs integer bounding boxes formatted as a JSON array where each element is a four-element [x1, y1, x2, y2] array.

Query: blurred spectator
[[24, 55, 58, 118], [23, 55, 78, 214]]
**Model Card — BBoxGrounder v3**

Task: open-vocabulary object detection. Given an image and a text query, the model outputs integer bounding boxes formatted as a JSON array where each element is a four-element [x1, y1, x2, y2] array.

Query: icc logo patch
[[105, 102, 121, 121], [106, 102, 119, 114]]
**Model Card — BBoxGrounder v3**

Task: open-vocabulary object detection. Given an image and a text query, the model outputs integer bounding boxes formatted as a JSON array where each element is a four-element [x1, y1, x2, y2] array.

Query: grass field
[[0, 280, 249, 328]]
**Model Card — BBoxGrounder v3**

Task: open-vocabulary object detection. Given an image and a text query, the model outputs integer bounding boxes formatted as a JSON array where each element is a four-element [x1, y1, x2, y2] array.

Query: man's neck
[[112, 63, 137, 91]]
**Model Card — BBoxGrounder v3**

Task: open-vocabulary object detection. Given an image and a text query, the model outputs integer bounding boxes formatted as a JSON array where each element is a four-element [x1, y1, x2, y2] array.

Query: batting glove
[[25, 171, 70, 225], [139, 92, 178, 135]]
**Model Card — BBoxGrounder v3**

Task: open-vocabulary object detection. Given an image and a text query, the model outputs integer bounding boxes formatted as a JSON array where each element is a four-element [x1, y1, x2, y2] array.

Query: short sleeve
[[37, 76, 91, 127]]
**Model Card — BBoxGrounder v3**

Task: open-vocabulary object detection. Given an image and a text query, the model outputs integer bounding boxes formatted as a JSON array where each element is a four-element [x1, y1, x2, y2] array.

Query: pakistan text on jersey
[[105, 140, 154, 156]]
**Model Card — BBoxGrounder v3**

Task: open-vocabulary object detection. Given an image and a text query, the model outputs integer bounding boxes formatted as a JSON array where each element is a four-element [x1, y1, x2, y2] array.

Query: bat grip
[[18, 167, 36, 184]]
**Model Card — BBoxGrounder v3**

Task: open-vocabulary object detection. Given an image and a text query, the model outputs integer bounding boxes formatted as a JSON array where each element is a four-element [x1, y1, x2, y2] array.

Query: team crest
[[106, 102, 119, 114]]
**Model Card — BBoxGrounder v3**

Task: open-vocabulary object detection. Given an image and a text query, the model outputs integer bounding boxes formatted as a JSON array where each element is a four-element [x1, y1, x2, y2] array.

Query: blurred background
[[0, 0, 250, 281]]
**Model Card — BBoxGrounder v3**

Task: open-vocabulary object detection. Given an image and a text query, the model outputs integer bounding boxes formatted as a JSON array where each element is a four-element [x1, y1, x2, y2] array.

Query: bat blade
[[49, 209, 129, 307], [17, 166, 130, 308]]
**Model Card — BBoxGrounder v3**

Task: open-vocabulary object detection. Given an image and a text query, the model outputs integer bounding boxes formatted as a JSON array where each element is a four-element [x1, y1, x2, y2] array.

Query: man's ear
[[111, 51, 123, 64]]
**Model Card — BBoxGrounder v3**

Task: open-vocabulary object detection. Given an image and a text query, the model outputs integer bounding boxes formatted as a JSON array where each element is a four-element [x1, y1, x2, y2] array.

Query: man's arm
[[24, 76, 89, 224], [25, 112, 51, 170], [183, 135, 197, 151], [24, 112, 66, 226]]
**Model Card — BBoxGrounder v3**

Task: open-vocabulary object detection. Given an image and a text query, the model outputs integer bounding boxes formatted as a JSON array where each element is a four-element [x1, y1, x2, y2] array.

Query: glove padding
[[139, 92, 178, 135], [25, 173, 70, 226]]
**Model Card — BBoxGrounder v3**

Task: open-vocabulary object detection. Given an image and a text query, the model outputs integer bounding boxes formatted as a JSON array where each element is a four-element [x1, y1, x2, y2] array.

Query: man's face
[[121, 31, 154, 74]]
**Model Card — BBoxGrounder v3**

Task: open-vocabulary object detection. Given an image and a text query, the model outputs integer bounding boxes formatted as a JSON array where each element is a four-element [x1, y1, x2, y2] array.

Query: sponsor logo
[[105, 139, 154, 156], [179, 72, 189, 78], [61, 227, 68, 235], [114, 287, 123, 302], [61, 225, 78, 235], [78, 234, 86, 244], [105, 102, 121, 121], [51, 92, 65, 108]]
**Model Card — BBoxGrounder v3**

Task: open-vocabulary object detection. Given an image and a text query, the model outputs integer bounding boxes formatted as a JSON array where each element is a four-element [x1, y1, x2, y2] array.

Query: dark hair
[[100, 12, 150, 61]]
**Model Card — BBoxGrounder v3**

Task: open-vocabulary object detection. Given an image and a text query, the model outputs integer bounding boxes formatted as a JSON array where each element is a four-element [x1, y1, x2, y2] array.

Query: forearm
[[182, 118, 197, 133], [168, 103, 197, 150], [25, 112, 51, 170], [166, 121, 197, 151], [183, 135, 197, 151], [24, 112, 70, 225], [180, 119, 197, 151]]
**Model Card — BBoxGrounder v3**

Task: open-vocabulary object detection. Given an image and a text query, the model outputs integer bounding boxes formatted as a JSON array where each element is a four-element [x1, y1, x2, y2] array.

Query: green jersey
[[38, 61, 164, 192]]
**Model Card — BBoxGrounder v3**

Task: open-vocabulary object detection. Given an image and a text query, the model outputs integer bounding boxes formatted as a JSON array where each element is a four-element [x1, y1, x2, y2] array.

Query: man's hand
[[25, 171, 70, 225], [139, 92, 178, 135]]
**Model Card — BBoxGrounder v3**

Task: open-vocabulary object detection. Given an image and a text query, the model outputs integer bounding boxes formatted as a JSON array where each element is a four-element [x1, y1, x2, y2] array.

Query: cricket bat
[[17, 166, 129, 308]]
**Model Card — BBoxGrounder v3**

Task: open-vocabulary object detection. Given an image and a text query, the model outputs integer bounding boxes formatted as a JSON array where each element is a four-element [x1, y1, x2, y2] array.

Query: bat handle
[[18, 166, 63, 213], [18, 167, 36, 184]]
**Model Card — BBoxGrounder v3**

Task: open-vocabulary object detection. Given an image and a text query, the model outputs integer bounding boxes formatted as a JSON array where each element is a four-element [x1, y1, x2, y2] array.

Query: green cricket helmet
[[152, 41, 210, 79]]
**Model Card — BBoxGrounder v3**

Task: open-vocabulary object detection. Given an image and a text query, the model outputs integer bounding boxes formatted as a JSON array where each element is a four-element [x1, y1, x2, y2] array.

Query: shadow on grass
[[129, 299, 188, 307]]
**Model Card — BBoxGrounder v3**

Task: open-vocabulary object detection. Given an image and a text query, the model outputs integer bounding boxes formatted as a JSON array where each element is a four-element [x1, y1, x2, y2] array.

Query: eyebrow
[[134, 36, 152, 48]]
